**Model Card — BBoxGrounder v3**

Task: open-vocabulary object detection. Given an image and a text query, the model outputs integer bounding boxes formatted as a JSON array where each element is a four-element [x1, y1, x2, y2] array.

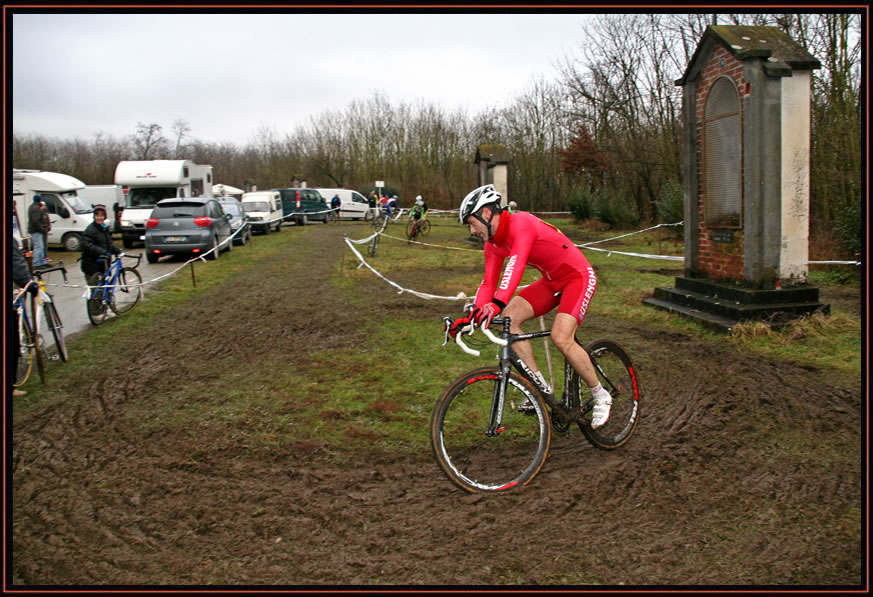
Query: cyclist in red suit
[[450, 184, 612, 428]]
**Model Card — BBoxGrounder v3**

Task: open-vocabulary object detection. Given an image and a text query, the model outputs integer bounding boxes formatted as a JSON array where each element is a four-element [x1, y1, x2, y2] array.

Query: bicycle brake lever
[[442, 317, 452, 346]]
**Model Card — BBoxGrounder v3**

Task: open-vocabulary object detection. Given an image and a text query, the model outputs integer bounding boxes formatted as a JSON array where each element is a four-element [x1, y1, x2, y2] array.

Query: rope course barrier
[[344, 216, 861, 302], [37, 209, 859, 306]]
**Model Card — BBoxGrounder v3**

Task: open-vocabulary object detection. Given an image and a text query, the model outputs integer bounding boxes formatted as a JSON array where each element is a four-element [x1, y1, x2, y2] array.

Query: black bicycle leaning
[[431, 316, 641, 493]]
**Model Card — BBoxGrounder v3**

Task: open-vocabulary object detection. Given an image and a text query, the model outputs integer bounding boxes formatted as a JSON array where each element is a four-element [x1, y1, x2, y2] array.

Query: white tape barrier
[[343, 237, 469, 302]]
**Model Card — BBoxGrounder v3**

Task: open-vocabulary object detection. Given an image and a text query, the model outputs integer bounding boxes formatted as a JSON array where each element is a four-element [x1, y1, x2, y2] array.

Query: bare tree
[[171, 119, 192, 158], [131, 122, 169, 160]]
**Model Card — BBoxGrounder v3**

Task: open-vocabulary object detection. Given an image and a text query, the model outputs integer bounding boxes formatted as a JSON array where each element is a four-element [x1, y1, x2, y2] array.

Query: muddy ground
[[9, 222, 863, 589]]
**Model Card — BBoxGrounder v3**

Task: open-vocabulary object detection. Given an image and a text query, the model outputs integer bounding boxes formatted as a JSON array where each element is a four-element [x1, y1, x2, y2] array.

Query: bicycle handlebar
[[32, 263, 68, 284], [442, 317, 508, 357]]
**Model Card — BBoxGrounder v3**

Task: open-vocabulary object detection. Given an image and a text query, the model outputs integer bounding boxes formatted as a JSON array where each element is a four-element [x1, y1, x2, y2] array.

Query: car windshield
[[220, 203, 241, 216], [243, 202, 268, 212], [128, 187, 178, 208], [64, 192, 93, 214]]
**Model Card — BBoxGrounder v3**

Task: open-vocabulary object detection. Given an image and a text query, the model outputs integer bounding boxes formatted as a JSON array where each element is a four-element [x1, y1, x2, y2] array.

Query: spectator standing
[[330, 194, 342, 221], [80, 204, 121, 279], [367, 192, 377, 220], [27, 195, 51, 268]]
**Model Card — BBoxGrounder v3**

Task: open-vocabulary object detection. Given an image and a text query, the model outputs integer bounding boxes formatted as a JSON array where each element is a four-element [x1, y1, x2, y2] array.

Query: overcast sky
[[11, 12, 593, 147]]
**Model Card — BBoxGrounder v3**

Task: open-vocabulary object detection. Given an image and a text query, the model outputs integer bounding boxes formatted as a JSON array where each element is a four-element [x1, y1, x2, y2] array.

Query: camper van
[[240, 191, 283, 234], [314, 188, 370, 220], [78, 185, 125, 232], [12, 168, 91, 251], [115, 160, 213, 248]]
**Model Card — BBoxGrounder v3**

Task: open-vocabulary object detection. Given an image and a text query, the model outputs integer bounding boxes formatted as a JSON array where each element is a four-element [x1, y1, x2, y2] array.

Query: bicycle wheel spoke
[[577, 340, 640, 449], [44, 302, 67, 362], [14, 317, 35, 386], [432, 370, 550, 493], [111, 267, 143, 314]]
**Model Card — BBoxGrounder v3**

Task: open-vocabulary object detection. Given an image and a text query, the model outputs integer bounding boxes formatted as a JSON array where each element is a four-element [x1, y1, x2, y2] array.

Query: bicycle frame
[[448, 316, 613, 434], [91, 254, 141, 303]]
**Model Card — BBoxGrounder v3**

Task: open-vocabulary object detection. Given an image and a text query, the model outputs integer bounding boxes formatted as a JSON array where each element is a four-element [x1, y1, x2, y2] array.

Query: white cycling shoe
[[590, 388, 612, 429]]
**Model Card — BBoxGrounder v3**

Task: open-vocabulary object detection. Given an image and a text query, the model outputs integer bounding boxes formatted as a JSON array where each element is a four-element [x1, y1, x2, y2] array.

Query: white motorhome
[[115, 159, 213, 248], [12, 168, 91, 251], [77, 185, 125, 232], [240, 191, 283, 234], [315, 188, 370, 220]]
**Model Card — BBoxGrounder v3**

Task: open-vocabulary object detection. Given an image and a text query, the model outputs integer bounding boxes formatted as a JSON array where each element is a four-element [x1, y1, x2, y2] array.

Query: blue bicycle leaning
[[86, 253, 144, 326]]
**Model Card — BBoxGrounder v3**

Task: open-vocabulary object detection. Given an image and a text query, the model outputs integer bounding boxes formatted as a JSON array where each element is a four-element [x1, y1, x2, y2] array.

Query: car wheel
[[62, 232, 83, 252], [207, 236, 219, 260], [146, 252, 159, 264]]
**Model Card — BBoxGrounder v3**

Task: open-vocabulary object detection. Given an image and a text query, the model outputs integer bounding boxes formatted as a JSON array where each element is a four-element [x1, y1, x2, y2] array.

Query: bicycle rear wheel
[[431, 367, 551, 493], [420, 219, 431, 236], [14, 315, 35, 387], [86, 273, 109, 326], [573, 339, 640, 449], [110, 267, 143, 314], [43, 301, 67, 362]]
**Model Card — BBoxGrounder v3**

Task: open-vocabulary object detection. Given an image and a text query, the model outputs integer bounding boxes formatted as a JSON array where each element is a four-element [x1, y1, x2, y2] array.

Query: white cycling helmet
[[458, 184, 502, 224], [415, 195, 423, 202]]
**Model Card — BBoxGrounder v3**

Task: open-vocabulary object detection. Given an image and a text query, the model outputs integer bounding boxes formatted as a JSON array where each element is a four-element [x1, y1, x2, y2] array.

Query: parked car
[[144, 198, 233, 263], [314, 188, 370, 220], [217, 197, 252, 245], [275, 188, 329, 225], [241, 190, 283, 234]]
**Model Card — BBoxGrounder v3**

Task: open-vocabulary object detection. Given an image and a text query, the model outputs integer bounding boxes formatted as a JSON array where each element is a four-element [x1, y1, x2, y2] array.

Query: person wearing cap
[[27, 194, 51, 268], [80, 204, 121, 279]]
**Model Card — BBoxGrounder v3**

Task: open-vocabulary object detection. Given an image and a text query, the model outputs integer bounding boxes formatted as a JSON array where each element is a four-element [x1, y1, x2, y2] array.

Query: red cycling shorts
[[517, 265, 597, 326]]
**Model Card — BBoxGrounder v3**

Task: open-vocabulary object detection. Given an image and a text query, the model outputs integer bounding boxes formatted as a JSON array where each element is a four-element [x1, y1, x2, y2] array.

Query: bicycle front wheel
[[110, 267, 143, 314], [86, 273, 109, 326], [14, 315, 35, 387], [574, 339, 640, 450], [405, 220, 416, 240], [43, 301, 67, 362], [431, 367, 551, 493]]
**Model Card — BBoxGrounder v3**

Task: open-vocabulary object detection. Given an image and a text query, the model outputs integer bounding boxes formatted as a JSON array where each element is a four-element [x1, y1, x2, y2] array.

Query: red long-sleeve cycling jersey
[[474, 211, 593, 307]]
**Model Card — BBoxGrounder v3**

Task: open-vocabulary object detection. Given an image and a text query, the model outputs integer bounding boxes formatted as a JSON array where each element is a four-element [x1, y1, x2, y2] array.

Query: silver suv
[[144, 198, 233, 263]]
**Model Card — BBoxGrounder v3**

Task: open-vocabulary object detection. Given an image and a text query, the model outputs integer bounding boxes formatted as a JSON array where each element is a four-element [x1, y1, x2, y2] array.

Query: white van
[[78, 185, 125, 232], [12, 168, 91, 251], [241, 191, 283, 234], [315, 188, 370, 220]]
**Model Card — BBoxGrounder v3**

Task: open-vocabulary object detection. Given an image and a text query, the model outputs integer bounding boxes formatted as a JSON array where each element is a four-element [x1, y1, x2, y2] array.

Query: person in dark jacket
[[11, 238, 38, 397], [80, 204, 121, 279], [27, 194, 51, 268]]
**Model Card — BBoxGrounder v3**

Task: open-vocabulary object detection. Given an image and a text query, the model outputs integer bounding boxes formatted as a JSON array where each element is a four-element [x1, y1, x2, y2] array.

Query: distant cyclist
[[448, 184, 612, 428], [410, 195, 428, 222]]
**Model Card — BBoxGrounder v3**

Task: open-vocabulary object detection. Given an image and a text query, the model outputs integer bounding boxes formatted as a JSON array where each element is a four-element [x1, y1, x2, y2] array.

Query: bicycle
[[13, 264, 69, 386], [406, 214, 431, 242], [86, 253, 144, 326], [431, 316, 641, 493], [406, 218, 421, 241]]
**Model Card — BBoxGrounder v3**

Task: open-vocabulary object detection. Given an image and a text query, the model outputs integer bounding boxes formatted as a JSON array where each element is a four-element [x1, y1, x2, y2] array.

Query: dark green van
[[274, 188, 329, 225]]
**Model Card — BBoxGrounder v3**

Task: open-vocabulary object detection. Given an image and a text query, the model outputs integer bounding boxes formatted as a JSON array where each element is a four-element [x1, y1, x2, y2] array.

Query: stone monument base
[[643, 276, 829, 333]]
